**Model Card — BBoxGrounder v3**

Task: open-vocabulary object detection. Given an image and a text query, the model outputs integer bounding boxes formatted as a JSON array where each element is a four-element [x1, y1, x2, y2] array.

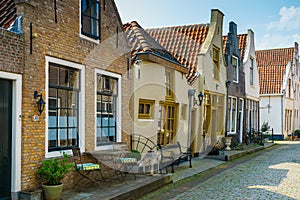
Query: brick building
[[0, 0, 131, 197]]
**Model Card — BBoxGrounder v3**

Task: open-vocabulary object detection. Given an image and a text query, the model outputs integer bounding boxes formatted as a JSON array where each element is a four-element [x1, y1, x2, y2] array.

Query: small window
[[138, 99, 155, 119], [213, 46, 220, 80], [81, 0, 100, 40], [232, 56, 238, 82], [165, 69, 174, 99]]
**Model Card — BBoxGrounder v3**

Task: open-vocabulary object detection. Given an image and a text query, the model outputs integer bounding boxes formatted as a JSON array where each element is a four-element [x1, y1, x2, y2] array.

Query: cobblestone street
[[142, 142, 300, 200]]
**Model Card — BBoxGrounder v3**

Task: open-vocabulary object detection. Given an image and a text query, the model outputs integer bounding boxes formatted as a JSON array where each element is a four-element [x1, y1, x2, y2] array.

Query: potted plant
[[37, 152, 73, 200]]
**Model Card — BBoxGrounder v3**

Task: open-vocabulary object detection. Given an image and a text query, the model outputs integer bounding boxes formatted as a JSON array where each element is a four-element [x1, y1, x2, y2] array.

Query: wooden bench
[[159, 141, 192, 173]]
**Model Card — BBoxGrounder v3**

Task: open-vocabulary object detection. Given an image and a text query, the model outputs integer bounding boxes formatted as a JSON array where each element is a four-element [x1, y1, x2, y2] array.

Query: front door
[[0, 78, 12, 200], [157, 103, 177, 146]]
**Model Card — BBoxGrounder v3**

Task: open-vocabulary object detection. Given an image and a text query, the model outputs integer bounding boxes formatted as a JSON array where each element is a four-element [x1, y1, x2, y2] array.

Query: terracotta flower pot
[[42, 184, 63, 200]]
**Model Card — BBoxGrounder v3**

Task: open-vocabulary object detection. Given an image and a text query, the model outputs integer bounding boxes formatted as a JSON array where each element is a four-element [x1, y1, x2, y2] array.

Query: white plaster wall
[[260, 95, 282, 135], [132, 61, 191, 146]]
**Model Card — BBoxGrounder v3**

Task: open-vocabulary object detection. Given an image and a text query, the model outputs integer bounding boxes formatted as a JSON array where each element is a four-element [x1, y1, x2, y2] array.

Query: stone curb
[[225, 143, 276, 161]]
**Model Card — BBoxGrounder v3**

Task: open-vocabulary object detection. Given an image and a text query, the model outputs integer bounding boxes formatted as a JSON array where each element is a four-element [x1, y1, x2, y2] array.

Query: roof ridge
[[146, 23, 209, 30], [256, 47, 294, 52]]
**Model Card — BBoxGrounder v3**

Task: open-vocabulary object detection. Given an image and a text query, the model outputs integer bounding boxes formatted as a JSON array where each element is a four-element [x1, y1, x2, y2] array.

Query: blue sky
[[115, 0, 300, 50]]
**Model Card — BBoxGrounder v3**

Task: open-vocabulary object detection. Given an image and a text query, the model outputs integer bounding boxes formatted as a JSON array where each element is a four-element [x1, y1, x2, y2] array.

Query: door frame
[[0, 72, 22, 193]]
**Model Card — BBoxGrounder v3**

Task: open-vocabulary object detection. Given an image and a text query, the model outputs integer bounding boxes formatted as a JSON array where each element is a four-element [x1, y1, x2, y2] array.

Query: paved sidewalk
[[61, 142, 276, 200]]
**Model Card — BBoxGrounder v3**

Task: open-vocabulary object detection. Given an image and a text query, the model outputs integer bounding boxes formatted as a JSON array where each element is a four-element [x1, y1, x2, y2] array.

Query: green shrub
[[295, 129, 300, 137], [261, 122, 270, 132], [37, 152, 73, 185]]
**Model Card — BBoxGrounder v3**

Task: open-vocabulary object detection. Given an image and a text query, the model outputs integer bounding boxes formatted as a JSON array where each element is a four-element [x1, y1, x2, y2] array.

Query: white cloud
[[256, 33, 300, 50], [267, 6, 300, 31]]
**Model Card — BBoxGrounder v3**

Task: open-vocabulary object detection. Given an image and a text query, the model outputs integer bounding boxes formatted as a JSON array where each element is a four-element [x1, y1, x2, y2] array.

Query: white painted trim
[[94, 69, 122, 151], [45, 56, 85, 158], [79, 0, 100, 44], [239, 98, 244, 143], [0, 71, 22, 192], [228, 96, 238, 134]]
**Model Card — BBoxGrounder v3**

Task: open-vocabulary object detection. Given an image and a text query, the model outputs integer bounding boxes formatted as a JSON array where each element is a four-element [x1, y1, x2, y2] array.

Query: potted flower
[[37, 152, 73, 200]]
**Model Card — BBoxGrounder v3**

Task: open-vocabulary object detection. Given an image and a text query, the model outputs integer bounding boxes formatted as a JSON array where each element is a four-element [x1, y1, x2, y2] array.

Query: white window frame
[[79, 0, 100, 44], [94, 69, 122, 151], [232, 55, 238, 83], [228, 96, 237, 134], [45, 56, 85, 158]]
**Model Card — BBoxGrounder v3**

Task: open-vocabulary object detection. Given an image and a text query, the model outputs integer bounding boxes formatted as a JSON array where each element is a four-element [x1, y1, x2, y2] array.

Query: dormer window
[[81, 0, 100, 40]]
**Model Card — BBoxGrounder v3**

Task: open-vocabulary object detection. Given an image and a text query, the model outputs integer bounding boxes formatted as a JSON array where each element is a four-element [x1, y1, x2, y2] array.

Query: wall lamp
[[193, 91, 204, 106], [34, 91, 46, 115]]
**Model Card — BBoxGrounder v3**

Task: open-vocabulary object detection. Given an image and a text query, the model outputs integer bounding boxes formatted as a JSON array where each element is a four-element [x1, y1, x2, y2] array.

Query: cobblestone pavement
[[142, 143, 300, 200]]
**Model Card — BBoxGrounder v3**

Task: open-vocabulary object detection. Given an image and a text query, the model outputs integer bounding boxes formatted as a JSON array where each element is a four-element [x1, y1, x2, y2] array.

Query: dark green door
[[0, 78, 12, 200]]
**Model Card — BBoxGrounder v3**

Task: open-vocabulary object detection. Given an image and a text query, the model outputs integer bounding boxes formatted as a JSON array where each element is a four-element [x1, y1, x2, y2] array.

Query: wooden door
[[0, 78, 12, 200]]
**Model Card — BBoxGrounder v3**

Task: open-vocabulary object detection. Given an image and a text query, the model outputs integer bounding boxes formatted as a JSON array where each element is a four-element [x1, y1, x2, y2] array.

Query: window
[[165, 69, 174, 100], [213, 46, 220, 80], [250, 58, 254, 85], [288, 79, 291, 98], [138, 99, 155, 119], [227, 97, 237, 134], [285, 109, 292, 131], [48, 63, 80, 152], [81, 0, 100, 40], [157, 103, 177, 146], [232, 56, 238, 82], [96, 74, 118, 145], [212, 94, 224, 134]]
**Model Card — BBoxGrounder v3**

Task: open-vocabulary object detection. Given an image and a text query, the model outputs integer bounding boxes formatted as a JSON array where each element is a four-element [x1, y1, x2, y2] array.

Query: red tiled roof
[[256, 48, 294, 67], [238, 34, 247, 61], [258, 65, 286, 94], [123, 21, 181, 65], [256, 48, 295, 94], [147, 24, 209, 83], [0, 0, 17, 29], [223, 34, 247, 61]]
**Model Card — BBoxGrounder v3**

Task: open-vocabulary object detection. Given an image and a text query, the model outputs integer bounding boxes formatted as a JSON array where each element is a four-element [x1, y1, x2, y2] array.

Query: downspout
[[187, 89, 195, 153], [281, 90, 285, 136]]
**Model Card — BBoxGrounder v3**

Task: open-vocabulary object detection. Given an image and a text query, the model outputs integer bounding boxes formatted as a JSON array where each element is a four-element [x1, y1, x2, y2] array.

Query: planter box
[[19, 190, 42, 200]]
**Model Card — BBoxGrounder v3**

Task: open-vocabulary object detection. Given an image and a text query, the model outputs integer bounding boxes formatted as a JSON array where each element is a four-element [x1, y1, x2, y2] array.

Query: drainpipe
[[281, 90, 285, 137], [187, 89, 195, 153]]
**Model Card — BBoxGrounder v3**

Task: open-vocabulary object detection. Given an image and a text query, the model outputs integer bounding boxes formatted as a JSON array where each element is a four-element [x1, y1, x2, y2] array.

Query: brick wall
[[0, 29, 24, 74], [14, 0, 132, 190]]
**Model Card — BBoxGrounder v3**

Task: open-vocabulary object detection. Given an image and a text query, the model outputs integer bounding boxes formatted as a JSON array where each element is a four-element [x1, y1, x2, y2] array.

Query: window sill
[[80, 34, 100, 44]]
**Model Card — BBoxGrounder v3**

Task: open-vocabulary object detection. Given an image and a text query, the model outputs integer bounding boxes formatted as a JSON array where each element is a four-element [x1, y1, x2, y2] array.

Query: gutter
[[135, 52, 188, 70]]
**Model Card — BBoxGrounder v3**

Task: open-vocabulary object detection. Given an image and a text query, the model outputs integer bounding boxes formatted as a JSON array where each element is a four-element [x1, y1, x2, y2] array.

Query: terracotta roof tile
[[124, 21, 181, 65], [223, 34, 247, 61], [256, 48, 294, 67], [256, 48, 295, 94], [0, 0, 17, 29], [258, 65, 286, 94], [147, 24, 209, 83]]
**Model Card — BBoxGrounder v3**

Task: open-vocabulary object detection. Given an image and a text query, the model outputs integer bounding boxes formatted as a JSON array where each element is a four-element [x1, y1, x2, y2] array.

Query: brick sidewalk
[[61, 143, 276, 200]]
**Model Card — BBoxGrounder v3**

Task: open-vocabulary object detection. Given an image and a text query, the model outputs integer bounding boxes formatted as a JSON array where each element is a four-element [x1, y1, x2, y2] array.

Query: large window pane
[[96, 74, 118, 146], [49, 64, 59, 85], [81, 0, 100, 39], [48, 63, 80, 152]]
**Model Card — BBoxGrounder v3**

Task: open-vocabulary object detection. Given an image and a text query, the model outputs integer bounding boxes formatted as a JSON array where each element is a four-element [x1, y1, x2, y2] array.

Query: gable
[[223, 34, 247, 61]]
